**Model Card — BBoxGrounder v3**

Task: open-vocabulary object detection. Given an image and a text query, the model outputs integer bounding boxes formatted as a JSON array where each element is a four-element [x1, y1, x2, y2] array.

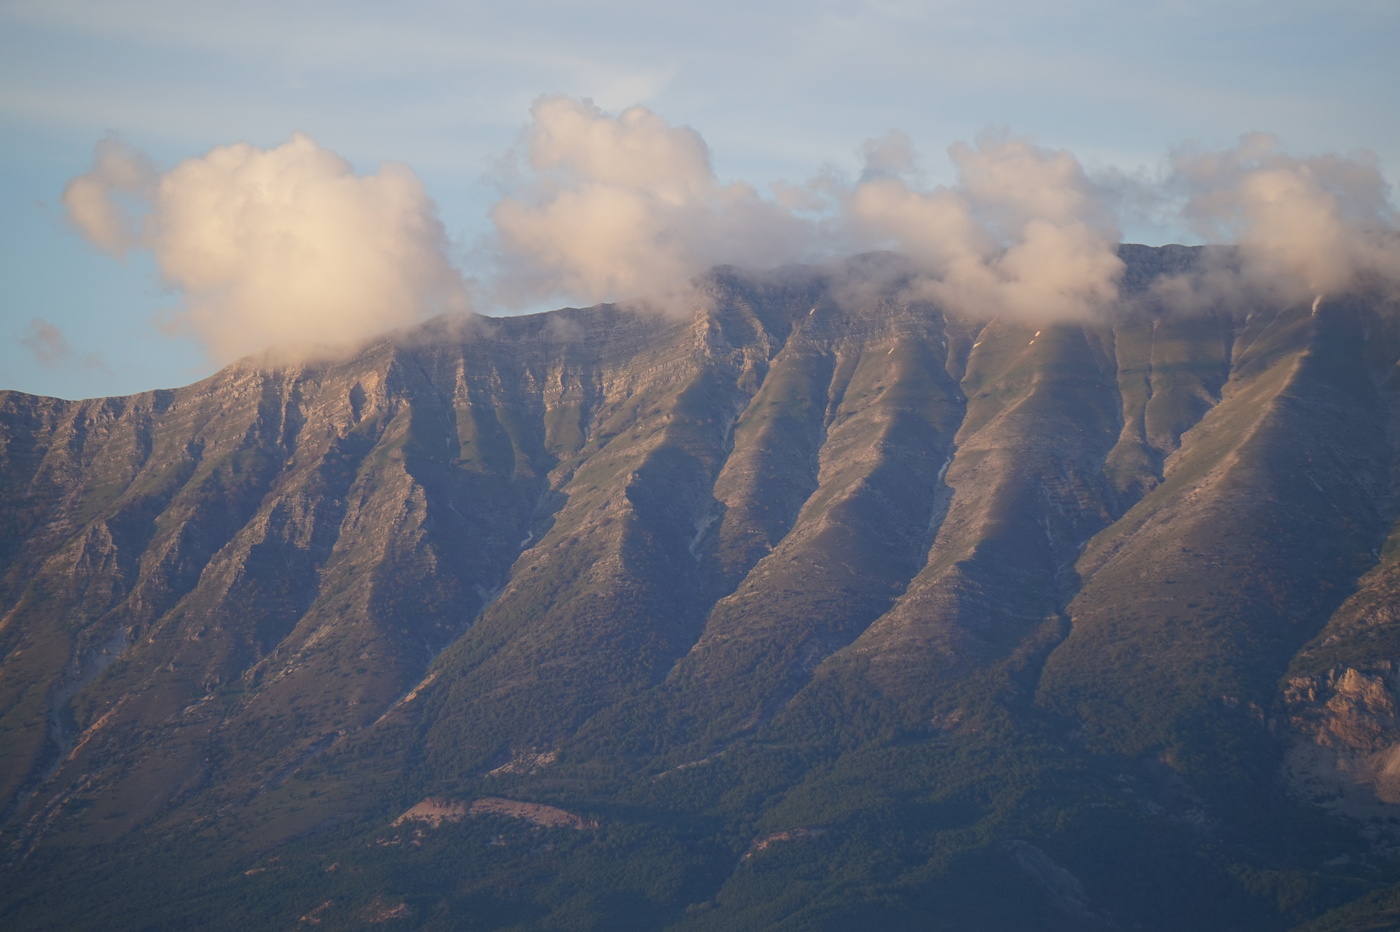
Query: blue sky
[[2, 0, 1397, 399]]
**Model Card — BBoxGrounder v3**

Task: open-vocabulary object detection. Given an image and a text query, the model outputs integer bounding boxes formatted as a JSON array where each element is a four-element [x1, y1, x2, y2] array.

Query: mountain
[[3, 245, 1400, 930]]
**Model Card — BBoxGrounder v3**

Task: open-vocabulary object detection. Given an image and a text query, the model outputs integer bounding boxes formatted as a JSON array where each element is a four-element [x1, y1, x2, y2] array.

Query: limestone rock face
[[5, 249, 1400, 931]]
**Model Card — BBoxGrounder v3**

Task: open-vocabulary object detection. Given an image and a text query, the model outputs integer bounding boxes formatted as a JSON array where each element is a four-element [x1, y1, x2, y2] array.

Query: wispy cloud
[[20, 318, 106, 371], [20, 318, 72, 365]]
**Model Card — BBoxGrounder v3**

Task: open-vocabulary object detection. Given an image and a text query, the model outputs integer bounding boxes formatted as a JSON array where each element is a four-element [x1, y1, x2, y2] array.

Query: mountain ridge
[[4, 246, 1400, 930]]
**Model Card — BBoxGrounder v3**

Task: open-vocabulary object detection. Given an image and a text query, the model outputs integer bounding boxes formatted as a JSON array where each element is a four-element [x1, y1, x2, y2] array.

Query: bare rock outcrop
[[1283, 663, 1400, 817]]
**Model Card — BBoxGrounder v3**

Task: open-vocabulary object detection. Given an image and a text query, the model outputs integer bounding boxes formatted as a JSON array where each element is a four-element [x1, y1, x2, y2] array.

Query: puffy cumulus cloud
[[486, 107, 1397, 325], [1171, 133, 1400, 303], [488, 96, 818, 311], [64, 135, 470, 364], [846, 131, 1124, 322], [489, 105, 1126, 323], [65, 104, 1400, 363]]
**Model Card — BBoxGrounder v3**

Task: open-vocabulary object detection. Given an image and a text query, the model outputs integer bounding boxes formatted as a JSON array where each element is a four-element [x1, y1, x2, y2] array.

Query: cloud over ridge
[[1171, 133, 1400, 303], [64, 99, 1400, 363], [488, 96, 818, 311], [846, 130, 1125, 321]]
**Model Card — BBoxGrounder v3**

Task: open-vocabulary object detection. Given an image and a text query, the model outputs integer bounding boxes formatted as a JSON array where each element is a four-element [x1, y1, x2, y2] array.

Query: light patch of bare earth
[[392, 796, 596, 830]]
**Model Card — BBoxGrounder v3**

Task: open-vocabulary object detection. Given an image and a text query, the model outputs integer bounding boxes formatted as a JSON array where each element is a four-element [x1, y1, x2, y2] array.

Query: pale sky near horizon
[[2, 0, 1397, 400]]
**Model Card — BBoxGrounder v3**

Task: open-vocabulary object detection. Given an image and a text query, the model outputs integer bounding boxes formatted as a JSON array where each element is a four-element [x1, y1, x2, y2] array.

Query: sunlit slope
[[0, 335, 564, 844], [1040, 294, 1398, 760]]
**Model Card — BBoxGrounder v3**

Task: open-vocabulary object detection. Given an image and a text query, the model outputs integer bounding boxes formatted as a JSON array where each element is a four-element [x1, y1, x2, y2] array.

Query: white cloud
[[60, 101, 1400, 369], [63, 134, 471, 364], [1171, 133, 1400, 302], [846, 131, 1124, 321], [488, 96, 817, 310], [486, 102, 1133, 323], [61, 137, 157, 256]]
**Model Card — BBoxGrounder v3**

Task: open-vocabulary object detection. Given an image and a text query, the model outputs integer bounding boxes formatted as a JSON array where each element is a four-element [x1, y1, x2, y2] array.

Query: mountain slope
[[2, 248, 1400, 930]]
